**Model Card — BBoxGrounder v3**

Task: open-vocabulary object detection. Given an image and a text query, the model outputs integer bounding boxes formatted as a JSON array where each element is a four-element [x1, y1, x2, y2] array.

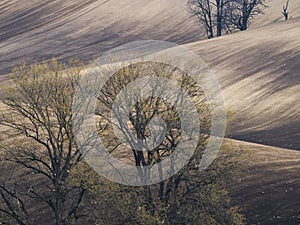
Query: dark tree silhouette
[[282, 0, 289, 20]]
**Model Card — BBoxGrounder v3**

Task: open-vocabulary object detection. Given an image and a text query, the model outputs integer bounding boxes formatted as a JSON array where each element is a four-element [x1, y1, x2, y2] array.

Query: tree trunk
[[207, 0, 214, 38], [241, 1, 248, 31], [216, 0, 223, 37]]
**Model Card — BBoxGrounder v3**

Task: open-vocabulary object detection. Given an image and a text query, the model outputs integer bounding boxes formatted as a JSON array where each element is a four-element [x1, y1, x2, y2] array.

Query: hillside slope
[[1, 0, 299, 158], [0, 0, 202, 75], [0, 0, 299, 76], [253, 0, 300, 27], [225, 139, 300, 225], [186, 19, 300, 150], [1, 1, 300, 224]]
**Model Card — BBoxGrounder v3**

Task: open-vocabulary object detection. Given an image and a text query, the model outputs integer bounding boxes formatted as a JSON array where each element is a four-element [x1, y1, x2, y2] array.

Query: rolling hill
[[224, 138, 300, 225], [0, 0, 202, 75], [1, 0, 300, 224], [186, 19, 300, 150], [184, 18, 300, 223], [0, 0, 299, 76]]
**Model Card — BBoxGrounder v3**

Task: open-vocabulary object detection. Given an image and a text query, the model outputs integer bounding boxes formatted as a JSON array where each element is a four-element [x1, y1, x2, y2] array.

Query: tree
[[187, 0, 267, 38], [229, 0, 267, 31], [85, 144, 245, 225], [91, 61, 244, 224], [215, 0, 228, 36], [0, 59, 88, 225], [0, 59, 245, 224], [187, 0, 228, 38], [282, 0, 289, 20], [95, 62, 208, 206]]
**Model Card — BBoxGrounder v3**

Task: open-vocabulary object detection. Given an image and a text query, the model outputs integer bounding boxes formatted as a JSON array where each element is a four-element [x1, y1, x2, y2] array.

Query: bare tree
[[187, 0, 267, 38], [187, 0, 231, 38], [187, 0, 215, 38], [187, 0, 229, 39], [0, 59, 89, 225], [282, 0, 289, 20], [229, 0, 267, 31]]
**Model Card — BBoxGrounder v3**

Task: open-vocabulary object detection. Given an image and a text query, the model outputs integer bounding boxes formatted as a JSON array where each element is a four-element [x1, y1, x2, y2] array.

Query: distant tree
[[282, 0, 289, 20], [0, 59, 90, 225], [187, 0, 215, 38], [229, 0, 267, 31], [187, 0, 267, 38], [187, 0, 229, 38]]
